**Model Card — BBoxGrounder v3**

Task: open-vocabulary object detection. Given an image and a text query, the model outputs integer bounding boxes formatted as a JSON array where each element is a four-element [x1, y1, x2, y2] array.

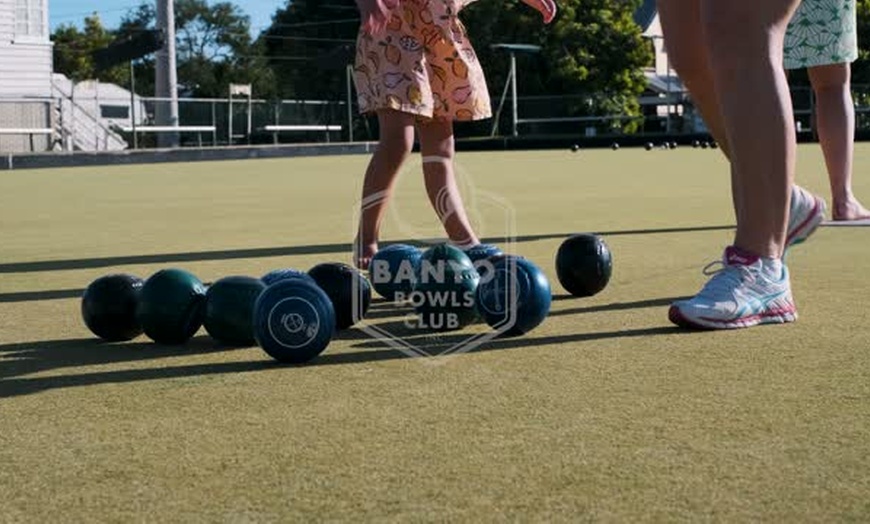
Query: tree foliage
[[853, 0, 870, 85], [119, 0, 275, 98], [462, 0, 652, 128], [259, 0, 360, 99], [52, 14, 127, 84], [464, 1, 649, 95], [52, 1, 275, 98]]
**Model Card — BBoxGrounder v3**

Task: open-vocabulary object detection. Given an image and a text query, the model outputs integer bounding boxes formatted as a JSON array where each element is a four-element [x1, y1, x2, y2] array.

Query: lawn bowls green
[[137, 268, 208, 345], [411, 244, 480, 332], [308, 262, 371, 330], [369, 244, 423, 302], [555, 234, 612, 297], [204, 276, 266, 346], [81, 274, 144, 342]]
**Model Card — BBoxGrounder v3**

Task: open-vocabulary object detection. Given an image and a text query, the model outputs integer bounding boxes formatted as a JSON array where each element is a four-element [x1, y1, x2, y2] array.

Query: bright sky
[[48, 0, 284, 36]]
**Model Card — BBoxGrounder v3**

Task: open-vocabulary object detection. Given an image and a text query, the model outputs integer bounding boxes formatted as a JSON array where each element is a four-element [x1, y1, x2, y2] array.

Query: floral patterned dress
[[353, 0, 492, 121]]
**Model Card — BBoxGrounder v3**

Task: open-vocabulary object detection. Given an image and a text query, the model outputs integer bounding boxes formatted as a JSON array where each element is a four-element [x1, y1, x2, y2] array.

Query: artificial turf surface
[[0, 146, 868, 520]]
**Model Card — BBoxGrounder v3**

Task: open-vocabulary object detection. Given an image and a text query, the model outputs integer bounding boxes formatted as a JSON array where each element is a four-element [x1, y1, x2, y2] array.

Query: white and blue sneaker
[[786, 185, 826, 249], [669, 246, 797, 330]]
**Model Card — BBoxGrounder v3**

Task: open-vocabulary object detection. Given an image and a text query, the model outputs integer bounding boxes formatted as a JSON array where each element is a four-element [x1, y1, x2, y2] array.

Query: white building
[[635, 1, 707, 133], [0, 0, 54, 152], [0, 0, 130, 152]]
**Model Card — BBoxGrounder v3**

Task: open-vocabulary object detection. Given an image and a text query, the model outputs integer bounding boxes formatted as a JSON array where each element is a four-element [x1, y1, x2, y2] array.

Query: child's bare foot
[[353, 237, 378, 271], [833, 197, 870, 221]]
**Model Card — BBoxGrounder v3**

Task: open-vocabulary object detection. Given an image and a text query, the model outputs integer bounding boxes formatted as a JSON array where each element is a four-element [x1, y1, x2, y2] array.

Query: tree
[[461, 0, 652, 130], [174, 0, 275, 97], [259, 0, 360, 99], [52, 14, 128, 84], [116, 4, 158, 98], [851, 1, 870, 129], [115, 0, 276, 98], [854, 0, 870, 85]]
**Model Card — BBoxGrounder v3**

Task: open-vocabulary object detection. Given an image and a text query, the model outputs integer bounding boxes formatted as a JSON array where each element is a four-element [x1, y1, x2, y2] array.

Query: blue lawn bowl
[[253, 279, 335, 364], [476, 255, 552, 336], [464, 243, 503, 264], [261, 268, 317, 287], [464, 243, 504, 276], [368, 244, 423, 302]]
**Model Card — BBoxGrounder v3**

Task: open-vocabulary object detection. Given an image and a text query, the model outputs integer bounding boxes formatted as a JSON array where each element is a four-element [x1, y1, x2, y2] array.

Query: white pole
[[130, 61, 138, 149], [228, 90, 233, 146], [94, 79, 101, 150], [156, 0, 179, 147], [70, 81, 76, 150], [665, 38, 672, 134], [247, 92, 252, 144], [510, 52, 518, 137], [346, 64, 354, 142]]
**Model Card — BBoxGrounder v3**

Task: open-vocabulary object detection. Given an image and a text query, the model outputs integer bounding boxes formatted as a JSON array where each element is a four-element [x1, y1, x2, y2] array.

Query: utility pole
[[155, 0, 179, 148]]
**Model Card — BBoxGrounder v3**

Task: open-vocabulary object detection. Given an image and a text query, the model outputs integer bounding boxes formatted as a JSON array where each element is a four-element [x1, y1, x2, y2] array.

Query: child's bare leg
[[417, 117, 479, 248], [808, 63, 870, 220], [355, 109, 416, 269], [702, 0, 800, 258]]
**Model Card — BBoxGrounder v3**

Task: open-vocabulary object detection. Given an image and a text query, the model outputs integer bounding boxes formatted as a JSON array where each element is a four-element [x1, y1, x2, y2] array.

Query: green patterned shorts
[[783, 0, 858, 69]]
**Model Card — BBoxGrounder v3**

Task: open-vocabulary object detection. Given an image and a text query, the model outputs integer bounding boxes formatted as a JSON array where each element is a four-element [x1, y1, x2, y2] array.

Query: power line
[[255, 35, 355, 43], [53, 44, 322, 62], [255, 18, 360, 30], [54, 16, 360, 39], [50, 4, 143, 21], [239, 55, 314, 61], [50, 10, 138, 23], [50, 3, 141, 15], [53, 34, 354, 51]]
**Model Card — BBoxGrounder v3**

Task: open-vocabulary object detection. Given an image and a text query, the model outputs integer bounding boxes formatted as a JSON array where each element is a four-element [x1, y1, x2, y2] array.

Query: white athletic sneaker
[[787, 185, 826, 248], [669, 246, 797, 330]]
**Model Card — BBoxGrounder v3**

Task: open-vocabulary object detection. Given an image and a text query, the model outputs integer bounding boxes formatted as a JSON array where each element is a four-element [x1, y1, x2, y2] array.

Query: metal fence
[[118, 96, 351, 148], [6, 83, 870, 153]]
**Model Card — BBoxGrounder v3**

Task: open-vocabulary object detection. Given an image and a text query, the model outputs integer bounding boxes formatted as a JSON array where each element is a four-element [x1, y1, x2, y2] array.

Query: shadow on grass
[[0, 225, 733, 275], [351, 296, 688, 334], [0, 295, 691, 398], [0, 334, 245, 382], [549, 296, 690, 317], [0, 289, 84, 303]]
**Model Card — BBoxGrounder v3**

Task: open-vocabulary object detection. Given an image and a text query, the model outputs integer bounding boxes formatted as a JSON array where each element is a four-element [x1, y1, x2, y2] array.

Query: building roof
[[633, 0, 657, 31], [644, 70, 684, 94]]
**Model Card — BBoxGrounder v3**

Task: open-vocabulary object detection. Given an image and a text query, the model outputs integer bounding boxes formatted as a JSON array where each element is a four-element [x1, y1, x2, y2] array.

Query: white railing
[[50, 79, 128, 152], [0, 98, 58, 152]]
